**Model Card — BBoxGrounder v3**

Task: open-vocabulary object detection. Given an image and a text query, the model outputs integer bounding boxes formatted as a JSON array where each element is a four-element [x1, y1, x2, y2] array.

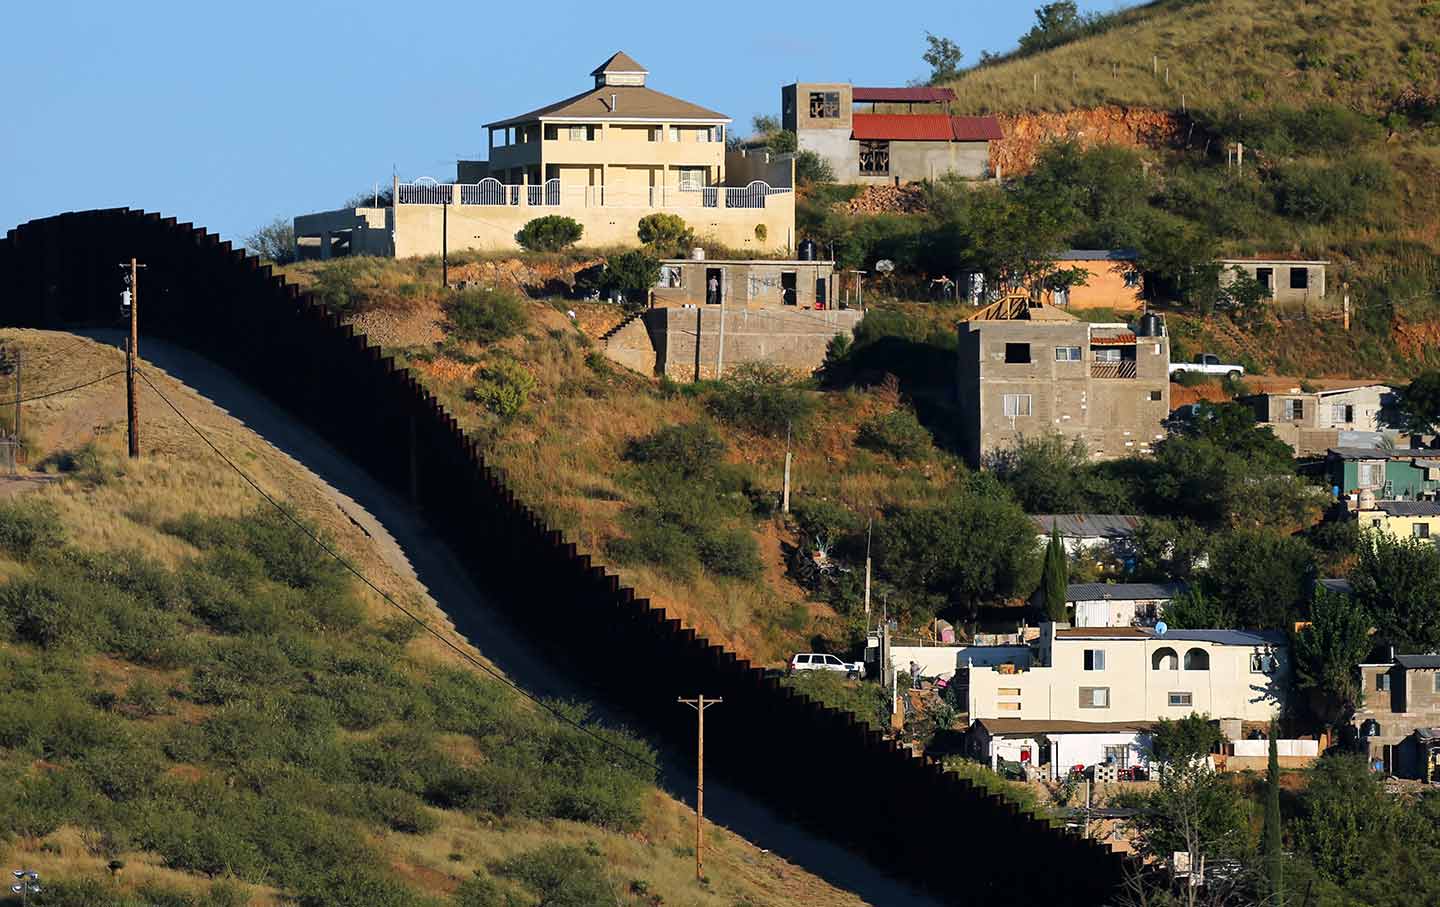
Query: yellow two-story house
[[296, 52, 795, 259]]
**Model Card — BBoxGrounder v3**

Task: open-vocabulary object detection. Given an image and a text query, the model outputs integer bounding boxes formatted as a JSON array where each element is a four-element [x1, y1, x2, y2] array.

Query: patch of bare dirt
[[992, 106, 1186, 176], [843, 184, 928, 215]]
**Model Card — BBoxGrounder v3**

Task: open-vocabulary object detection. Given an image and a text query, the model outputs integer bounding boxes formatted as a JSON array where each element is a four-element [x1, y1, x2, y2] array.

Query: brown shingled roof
[[591, 51, 647, 76], [485, 84, 728, 127]]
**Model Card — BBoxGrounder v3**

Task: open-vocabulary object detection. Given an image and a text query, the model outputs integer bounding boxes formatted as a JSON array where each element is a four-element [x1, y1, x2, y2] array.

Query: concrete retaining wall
[[650, 306, 861, 381]]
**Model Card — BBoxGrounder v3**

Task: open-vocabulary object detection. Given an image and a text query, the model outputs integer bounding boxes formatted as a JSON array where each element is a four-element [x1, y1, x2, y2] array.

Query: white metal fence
[[395, 177, 790, 210]]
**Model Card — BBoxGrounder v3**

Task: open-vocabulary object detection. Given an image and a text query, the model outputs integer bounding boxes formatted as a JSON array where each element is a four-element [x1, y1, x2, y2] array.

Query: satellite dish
[[1155, 621, 1168, 637], [875, 259, 895, 273]]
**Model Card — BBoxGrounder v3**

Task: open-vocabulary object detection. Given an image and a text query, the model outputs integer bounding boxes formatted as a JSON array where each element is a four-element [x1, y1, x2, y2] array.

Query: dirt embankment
[[448, 256, 602, 297], [991, 106, 1188, 176]]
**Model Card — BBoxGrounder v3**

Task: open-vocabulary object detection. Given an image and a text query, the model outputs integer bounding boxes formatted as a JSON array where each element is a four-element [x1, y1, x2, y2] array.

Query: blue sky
[[2, 0, 1132, 245]]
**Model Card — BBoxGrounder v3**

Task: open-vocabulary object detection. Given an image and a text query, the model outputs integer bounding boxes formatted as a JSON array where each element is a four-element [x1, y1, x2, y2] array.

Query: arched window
[[1184, 648, 1210, 671], [1152, 647, 1178, 671]]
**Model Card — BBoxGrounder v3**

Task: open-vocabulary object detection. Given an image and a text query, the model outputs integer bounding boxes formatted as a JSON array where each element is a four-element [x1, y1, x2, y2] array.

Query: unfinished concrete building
[[955, 296, 1170, 465]]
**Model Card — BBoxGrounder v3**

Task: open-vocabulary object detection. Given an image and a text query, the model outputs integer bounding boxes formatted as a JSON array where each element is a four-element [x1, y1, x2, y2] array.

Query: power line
[[133, 367, 659, 772], [12, 370, 126, 404]]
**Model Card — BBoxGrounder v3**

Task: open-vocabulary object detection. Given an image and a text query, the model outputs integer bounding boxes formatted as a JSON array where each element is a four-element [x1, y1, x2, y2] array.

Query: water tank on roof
[[798, 239, 817, 261], [1137, 312, 1164, 337], [690, 247, 705, 260]]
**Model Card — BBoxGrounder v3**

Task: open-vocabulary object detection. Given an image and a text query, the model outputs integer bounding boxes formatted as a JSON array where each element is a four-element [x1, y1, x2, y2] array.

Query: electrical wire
[[11, 370, 127, 404], [133, 367, 660, 772]]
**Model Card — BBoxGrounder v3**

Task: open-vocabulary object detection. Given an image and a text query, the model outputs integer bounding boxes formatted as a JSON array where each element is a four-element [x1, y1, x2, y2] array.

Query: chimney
[[611, 93, 617, 112]]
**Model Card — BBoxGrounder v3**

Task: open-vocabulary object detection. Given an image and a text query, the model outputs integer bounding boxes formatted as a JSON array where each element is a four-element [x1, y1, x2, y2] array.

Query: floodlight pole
[[678, 695, 722, 882]]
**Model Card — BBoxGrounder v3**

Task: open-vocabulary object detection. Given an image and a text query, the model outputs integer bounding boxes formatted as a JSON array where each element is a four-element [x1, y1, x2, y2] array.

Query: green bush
[[624, 423, 726, 479], [697, 527, 762, 579], [516, 215, 583, 252], [606, 522, 695, 577], [0, 497, 65, 556], [443, 287, 529, 343], [598, 250, 661, 305], [492, 844, 616, 907], [704, 362, 815, 437], [468, 358, 537, 419], [856, 408, 932, 460], [0, 574, 90, 648], [795, 149, 835, 185], [636, 212, 694, 255], [310, 258, 386, 312]]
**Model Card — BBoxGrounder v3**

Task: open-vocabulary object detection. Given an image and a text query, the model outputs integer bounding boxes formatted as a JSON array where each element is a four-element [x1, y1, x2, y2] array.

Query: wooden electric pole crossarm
[[678, 695, 723, 883]]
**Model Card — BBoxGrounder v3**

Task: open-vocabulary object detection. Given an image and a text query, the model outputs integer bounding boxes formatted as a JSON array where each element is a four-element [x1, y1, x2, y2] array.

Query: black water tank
[[798, 239, 816, 261], [1137, 312, 1162, 336]]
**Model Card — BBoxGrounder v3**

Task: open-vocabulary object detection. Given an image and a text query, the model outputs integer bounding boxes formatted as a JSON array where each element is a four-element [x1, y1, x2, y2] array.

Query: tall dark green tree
[[1292, 585, 1372, 729], [1350, 529, 1440, 650], [1263, 719, 1284, 905], [1390, 371, 1440, 435], [1042, 527, 1068, 622]]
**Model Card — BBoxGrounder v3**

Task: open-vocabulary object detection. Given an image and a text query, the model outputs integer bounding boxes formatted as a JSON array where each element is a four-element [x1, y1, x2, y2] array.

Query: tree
[[1206, 529, 1315, 629], [766, 129, 799, 155], [1161, 588, 1234, 630], [1174, 403, 1293, 469], [875, 474, 1041, 620], [1151, 714, 1226, 767], [1350, 529, 1440, 650], [1041, 527, 1068, 622], [599, 250, 661, 308], [1219, 265, 1272, 319], [922, 32, 964, 83], [1292, 584, 1371, 729], [751, 113, 780, 136], [1294, 753, 1397, 884], [1018, 2, 1084, 54], [515, 215, 583, 252], [987, 432, 1134, 513], [794, 149, 835, 185], [244, 217, 295, 265], [636, 213, 694, 256], [491, 844, 615, 907], [1129, 518, 1211, 583], [1390, 370, 1440, 435], [1263, 721, 1283, 906]]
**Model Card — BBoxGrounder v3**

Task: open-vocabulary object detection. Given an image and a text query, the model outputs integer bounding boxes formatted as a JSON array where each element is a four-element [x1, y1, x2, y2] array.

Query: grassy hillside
[[946, 0, 1440, 117], [0, 331, 871, 907]]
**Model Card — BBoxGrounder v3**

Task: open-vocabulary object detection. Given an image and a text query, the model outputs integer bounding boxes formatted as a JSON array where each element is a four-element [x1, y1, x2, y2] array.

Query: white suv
[[789, 653, 864, 679]]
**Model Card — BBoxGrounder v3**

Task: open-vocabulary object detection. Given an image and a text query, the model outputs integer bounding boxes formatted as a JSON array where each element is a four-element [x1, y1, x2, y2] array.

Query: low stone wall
[[649, 306, 861, 381]]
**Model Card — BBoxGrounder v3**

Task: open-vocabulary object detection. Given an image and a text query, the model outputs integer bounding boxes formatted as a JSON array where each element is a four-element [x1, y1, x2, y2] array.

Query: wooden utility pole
[[677, 695, 722, 882], [12, 346, 20, 440], [120, 258, 146, 459], [781, 422, 792, 513], [441, 196, 449, 289], [863, 518, 873, 624]]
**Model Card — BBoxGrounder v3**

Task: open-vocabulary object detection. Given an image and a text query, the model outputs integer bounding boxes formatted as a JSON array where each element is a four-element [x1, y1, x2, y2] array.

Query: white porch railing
[[395, 177, 791, 210]]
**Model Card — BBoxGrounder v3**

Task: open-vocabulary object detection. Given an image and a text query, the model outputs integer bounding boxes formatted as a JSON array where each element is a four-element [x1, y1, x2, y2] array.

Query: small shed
[[653, 257, 837, 310], [1063, 582, 1185, 629], [1217, 258, 1327, 305]]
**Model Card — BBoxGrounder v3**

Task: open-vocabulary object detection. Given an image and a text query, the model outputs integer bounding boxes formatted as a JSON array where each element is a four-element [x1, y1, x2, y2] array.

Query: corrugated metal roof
[[852, 86, 956, 103], [974, 718, 1156, 737], [1375, 501, 1440, 516], [850, 113, 1003, 142], [1032, 514, 1143, 539], [1066, 582, 1184, 602], [1055, 249, 1140, 261], [1329, 447, 1436, 460], [1319, 578, 1353, 595], [1055, 627, 1152, 638], [1396, 654, 1440, 669], [1161, 629, 1287, 646]]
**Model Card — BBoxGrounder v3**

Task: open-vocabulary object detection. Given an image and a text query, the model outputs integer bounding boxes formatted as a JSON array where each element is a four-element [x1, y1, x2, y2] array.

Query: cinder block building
[[1218, 258, 1328, 305], [781, 82, 1001, 184], [955, 296, 1171, 464], [1241, 383, 1395, 456], [1355, 649, 1440, 780]]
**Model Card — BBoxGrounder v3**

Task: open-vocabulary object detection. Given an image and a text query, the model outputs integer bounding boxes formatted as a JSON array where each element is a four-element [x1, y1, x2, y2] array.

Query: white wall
[[1231, 739, 1319, 757], [890, 645, 1032, 680], [1049, 732, 1152, 779]]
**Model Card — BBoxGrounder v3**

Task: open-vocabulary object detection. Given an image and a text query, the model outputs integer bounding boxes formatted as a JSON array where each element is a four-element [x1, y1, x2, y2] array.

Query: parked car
[[789, 652, 864, 678], [1170, 353, 1244, 381]]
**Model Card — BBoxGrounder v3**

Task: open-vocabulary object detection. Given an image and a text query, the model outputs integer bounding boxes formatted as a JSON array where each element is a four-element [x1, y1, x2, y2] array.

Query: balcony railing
[[395, 177, 790, 210], [1091, 361, 1138, 379]]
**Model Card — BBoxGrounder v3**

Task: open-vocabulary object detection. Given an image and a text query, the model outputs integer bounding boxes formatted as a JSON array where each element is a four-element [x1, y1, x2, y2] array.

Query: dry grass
[[0, 329, 872, 907], [945, 0, 1439, 116]]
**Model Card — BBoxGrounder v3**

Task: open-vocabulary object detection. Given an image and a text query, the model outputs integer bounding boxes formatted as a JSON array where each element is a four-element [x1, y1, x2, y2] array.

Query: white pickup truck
[[1170, 353, 1245, 381]]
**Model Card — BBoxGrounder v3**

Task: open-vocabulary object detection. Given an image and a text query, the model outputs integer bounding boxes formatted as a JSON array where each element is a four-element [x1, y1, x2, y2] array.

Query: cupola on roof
[[591, 51, 649, 87]]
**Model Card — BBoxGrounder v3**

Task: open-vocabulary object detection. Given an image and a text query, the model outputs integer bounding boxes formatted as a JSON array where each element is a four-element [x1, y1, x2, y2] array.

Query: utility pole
[[677, 695, 722, 883], [119, 258, 146, 459], [11, 347, 19, 440], [863, 518, 873, 625], [441, 195, 449, 289], [714, 281, 726, 379], [782, 421, 792, 514]]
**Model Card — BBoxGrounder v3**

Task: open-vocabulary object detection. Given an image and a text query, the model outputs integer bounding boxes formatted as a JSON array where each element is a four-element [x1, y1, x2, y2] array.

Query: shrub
[[636, 213, 694, 256], [795, 149, 835, 185], [516, 215, 584, 252], [360, 785, 440, 835], [492, 844, 615, 907], [856, 408, 932, 460], [310, 258, 385, 311], [697, 527, 762, 579], [468, 359, 537, 419], [599, 250, 661, 306], [704, 362, 815, 437], [625, 423, 726, 479], [606, 522, 695, 577], [0, 497, 65, 556], [443, 287, 529, 343], [0, 574, 91, 648]]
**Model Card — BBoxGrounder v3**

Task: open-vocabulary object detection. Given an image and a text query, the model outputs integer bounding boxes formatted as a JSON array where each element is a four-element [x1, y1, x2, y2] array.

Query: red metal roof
[[852, 86, 956, 103], [851, 113, 1004, 143], [1090, 332, 1137, 345]]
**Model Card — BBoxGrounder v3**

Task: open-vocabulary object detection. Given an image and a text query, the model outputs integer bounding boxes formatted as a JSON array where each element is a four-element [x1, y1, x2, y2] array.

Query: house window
[[1169, 692, 1194, 707], [1124, 270, 1141, 289], [676, 168, 706, 191], [1093, 347, 1122, 362], [1055, 346, 1082, 361], [1290, 267, 1309, 290], [1053, 288, 1069, 307], [657, 266, 683, 289], [1079, 687, 1110, 708], [1251, 653, 1277, 673], [1414, 523, 1431, 539], [1332, 403, 1355, 423], [1152, 647, 1178, 670], [1183, 648, 1210, 670], [1371, 518, 1383, 528], [1434, 673, 1440, 693], [1357, 461, 1384, 487], [1083, 649, 1106, 671], [1256, 267, 1274, 289], [669, 126, 680, 143], [1103, 744, 1131, 767], [858, 140, 890, 175], [568, 125, 588, 141], [1149, 390, 1163, 401], [997, 701, 1022, 711], [1284, 399, 1304, 421], [1004, 342, 1031, 364], [1377, 672, 1391, 692], [809, 91, 840, 118], [648, 127, 660, 142], [1002, 394, 1032, 418]]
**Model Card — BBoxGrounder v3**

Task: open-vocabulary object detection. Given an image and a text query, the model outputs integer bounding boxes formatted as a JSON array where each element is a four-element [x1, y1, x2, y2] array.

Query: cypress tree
[[1042, 527, 1068, 622], [1263, 718, 1284, 904]]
